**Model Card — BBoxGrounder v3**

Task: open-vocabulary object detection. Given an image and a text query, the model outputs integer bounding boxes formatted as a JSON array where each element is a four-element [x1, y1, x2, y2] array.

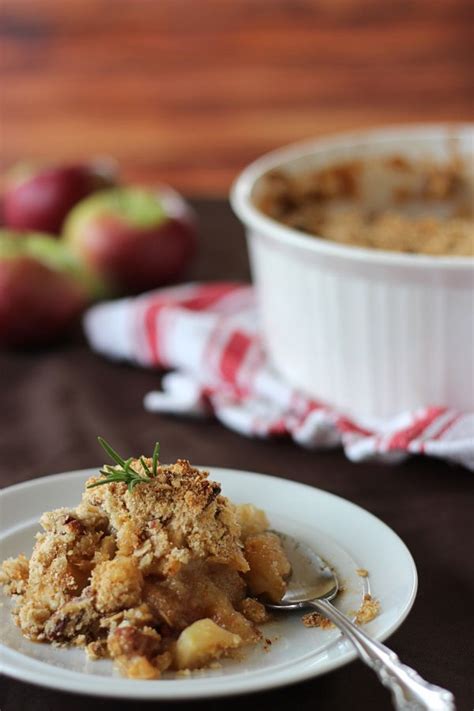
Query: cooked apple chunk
[[244, 532, 291, 603], [174, 618, 241, 670], [235, 504, 269, 539]]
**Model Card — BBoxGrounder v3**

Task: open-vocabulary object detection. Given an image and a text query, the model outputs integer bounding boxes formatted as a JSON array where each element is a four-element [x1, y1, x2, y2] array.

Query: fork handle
[[310, 598, 455, 711]]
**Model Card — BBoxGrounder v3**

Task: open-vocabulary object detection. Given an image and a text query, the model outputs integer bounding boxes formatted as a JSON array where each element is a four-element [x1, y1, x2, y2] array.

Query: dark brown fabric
[[1, 200, 473, 711]]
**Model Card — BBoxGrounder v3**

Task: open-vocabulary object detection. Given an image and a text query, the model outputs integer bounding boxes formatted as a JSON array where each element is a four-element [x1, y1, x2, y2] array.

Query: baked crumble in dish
[[0, 439, 291, 679], [255, 155, 474, 256]]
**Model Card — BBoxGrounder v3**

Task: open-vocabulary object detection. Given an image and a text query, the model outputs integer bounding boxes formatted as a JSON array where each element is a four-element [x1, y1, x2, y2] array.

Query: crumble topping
[[1, 441, 380, 678], [256, 155, 474, 256], [302, 593, 380, 629], [354, 594, 380, 625], [0, 451, 290, 679], [302, 611, 335, 629], [82, 458, 248, 576]]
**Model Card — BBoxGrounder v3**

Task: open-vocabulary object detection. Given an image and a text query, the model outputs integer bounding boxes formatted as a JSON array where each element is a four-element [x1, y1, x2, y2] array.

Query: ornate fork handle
[[312, 598, 455, 711]]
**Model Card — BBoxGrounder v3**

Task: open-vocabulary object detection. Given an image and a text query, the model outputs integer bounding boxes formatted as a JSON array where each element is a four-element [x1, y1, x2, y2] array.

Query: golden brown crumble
[[355, 594, 380, 625], [302, 582, 379, 629], [0, 554, 29, 595], [0, 455, 291, 679], [256, 155, 474, 257], [302, 611, 335, 629], [238, 597, 270, 624], [1, 446, 379, 678]]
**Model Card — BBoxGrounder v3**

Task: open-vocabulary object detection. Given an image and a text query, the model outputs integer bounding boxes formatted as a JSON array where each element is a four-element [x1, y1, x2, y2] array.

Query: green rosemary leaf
[[123, 457, 134, 474], [87, 478, 115, 489], [125, 456, 150, 481], [140, 457, 152, 476], [152, 442, 160, 477], [101, 465, 119, 476], [87, 438, 161, 492], [97, 437, 126, 467]]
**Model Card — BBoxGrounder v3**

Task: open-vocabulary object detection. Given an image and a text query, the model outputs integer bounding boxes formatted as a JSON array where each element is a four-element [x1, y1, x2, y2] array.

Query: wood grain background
[[1, 0, 473, 194]]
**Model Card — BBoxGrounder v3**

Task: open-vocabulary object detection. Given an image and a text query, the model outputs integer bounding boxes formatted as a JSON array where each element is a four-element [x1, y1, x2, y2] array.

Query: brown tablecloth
[[1, 199, 473, 711]]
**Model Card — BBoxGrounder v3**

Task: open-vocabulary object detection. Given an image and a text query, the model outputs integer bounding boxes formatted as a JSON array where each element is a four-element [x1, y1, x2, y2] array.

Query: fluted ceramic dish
[[0, 467, 417, 699], [231, 124, 474, 419]]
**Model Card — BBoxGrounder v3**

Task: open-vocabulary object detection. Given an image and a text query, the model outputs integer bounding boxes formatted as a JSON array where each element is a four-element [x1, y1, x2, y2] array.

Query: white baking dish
[[231, 125, 474, 419]]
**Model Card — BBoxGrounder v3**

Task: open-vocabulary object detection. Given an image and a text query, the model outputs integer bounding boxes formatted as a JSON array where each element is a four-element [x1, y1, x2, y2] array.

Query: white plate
[[0, 467, 417, 699]]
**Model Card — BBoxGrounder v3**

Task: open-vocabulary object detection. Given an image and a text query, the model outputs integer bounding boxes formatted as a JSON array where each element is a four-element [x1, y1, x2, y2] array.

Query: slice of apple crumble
[[0, 440, 290, 679]]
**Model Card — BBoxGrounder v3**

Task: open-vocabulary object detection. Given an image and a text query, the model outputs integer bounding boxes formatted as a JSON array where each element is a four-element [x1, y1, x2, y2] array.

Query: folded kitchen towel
[[83, 282, 474, 470]]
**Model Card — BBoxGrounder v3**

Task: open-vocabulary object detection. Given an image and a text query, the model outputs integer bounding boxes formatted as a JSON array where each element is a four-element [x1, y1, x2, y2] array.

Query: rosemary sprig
[[152, 441, 160, 477], [140, 456, 152, 476], [87, 437, 161, 493]]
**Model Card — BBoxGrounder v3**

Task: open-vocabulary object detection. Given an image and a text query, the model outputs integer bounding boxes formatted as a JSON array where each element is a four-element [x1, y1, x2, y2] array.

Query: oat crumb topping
[[354, 594, 380, 625], [301, 611, 335, 629], [0, 442, 291, 679]]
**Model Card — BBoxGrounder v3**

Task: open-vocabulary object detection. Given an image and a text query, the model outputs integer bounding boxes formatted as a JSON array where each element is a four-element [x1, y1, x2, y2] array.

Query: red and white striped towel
[[83, 282, 474, 470]]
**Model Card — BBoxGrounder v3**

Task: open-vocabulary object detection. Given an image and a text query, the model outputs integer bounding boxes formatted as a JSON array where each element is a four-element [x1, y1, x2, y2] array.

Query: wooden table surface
[[1, 0, 473, 194], [1, 199, 473, 710]]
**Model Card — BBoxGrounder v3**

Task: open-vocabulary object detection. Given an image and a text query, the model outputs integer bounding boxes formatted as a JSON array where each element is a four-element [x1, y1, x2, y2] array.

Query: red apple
[[0, 231, 100, 347], [3, 160, 117, 235], [63, 186, 197, 294]]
